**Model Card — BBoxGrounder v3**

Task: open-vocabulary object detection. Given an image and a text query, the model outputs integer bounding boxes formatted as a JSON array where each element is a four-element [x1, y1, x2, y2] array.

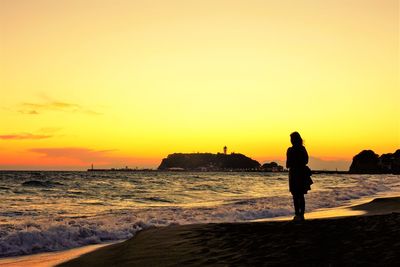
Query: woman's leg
[[292, 194, 300, 216], [299, 194, 305, 216]]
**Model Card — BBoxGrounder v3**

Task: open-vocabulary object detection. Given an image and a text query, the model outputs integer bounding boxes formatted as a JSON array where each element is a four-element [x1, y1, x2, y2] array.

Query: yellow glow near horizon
[[0, 0, 399, 170]]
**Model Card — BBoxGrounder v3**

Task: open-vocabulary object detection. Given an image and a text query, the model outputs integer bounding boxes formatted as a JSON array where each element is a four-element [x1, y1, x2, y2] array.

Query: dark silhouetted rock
[[21, 180, 63, 187], [261, 162, 284, 172], [392, 150, 400, 174], [379, 149, 400, 174], [349, 150, 380, 174], [158, 153, 260, 171], [22, 180, 49, 187], [349, 149, 400, 174]]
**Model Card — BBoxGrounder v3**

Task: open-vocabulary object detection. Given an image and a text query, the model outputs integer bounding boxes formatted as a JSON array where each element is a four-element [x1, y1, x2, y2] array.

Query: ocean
[[0, 171, 399, 257]]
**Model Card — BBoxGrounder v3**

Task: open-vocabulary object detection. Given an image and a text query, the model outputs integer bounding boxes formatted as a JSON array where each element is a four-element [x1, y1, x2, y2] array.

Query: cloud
[[30, 148, 114, 162], [19, 110, 39, 115], [0, 133, 52, 140], [29, 147, 112, 161], [37, 127, 62, 134], [18, 101, 101, 115]]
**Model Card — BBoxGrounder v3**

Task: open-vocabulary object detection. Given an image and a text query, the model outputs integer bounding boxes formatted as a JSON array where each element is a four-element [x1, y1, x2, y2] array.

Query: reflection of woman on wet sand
[[286, 132, 312, 221]]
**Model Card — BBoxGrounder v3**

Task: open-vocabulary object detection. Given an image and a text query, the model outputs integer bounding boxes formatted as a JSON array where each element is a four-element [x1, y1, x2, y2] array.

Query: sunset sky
[[0, 0, 399, 170]]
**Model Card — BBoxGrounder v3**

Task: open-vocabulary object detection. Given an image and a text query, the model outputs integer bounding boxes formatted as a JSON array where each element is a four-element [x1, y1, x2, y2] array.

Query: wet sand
[[58, 197, 400, 266], [0, 243, 115, 267]]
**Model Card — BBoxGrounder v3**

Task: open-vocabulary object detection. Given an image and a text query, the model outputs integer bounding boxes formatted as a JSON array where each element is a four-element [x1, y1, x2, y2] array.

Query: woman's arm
[[304, 147, 309, 165], [286, 148, 292, 168]]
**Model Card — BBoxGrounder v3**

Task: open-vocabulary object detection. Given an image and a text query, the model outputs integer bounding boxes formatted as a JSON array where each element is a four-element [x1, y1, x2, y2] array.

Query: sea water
[[0, 171, 399, 257]]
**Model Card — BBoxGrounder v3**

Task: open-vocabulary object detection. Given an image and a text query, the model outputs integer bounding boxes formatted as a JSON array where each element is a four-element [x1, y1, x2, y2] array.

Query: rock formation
[[349, 149, 400, 174], [158, 153, 260, 171], [261, 162, 284, 172]]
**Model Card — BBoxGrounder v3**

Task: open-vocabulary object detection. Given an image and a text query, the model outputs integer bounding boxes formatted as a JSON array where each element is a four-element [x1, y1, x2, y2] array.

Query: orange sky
[[0, 0, 399, 170]]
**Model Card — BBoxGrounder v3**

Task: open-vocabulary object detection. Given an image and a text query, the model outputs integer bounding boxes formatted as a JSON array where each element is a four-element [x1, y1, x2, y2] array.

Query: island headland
[[158, 152, 261, 171]]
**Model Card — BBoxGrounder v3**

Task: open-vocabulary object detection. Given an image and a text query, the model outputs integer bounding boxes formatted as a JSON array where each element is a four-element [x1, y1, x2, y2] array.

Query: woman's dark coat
[[286, 145, 312, 194]]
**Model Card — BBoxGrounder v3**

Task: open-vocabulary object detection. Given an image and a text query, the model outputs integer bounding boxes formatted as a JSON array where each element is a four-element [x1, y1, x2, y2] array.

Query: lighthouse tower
[[223, 146, 227, 155]]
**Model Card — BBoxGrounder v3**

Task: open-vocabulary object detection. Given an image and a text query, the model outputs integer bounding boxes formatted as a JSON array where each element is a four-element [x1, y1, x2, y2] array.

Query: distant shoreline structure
[[87, 164, 155, 172], [87, 168, 156, 172]]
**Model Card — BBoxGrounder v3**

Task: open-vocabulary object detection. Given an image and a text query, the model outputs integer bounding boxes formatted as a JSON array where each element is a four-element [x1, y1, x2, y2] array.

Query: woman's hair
[[290, 131, 303, 146]]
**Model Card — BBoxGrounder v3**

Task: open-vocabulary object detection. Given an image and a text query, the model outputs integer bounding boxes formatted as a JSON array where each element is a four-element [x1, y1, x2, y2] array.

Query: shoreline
[[258, 192, 400, 222], [1, 195, 399, 266]]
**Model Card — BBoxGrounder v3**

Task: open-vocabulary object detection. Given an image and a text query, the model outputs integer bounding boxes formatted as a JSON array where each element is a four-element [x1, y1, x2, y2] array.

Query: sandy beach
[[55, 196, 400, 267]]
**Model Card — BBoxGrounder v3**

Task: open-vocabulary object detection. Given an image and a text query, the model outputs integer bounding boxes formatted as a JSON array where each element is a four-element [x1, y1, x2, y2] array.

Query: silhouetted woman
[[286, 132, 311, 221]]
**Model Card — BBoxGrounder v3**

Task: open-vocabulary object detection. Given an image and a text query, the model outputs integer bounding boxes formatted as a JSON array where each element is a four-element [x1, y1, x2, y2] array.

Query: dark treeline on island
[[349, 149, 400, 174], [158, 153, 263, 171]]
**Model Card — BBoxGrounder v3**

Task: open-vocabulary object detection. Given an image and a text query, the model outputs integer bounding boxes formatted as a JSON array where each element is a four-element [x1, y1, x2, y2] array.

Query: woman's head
[[290, 131, 303, 146]]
